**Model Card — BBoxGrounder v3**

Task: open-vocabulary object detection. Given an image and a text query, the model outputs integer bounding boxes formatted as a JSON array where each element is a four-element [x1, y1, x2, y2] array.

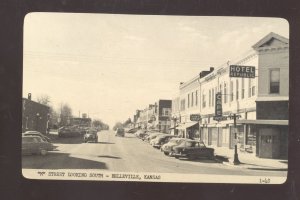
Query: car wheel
[[175, 156, 179, 159], [209, 154, 215, 160], [164, 152, 169, 156], [40, 149, 47, 156]]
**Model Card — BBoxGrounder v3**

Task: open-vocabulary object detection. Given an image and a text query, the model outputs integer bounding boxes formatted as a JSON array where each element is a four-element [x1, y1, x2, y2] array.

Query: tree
[[59, 103, 73, 126], [113, 122, 123, 131], [36, 94, 51, 106], [123, 118, 132, 127]]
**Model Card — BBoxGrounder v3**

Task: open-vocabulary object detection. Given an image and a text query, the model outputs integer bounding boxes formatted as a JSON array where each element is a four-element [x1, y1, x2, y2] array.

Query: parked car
[[22, 135, 55, 156], [23, 131, 51, 142], [115, 128, 125, 137], [83, 129, 98, 143], [173, 140, 215, 160], [126, 128, 138, 134], [58, 126, 81, 137], [135, 129, 147, 138], [147, 132, 165, 143], [161, 138, 187, 156], [150, 134, 177, 149]]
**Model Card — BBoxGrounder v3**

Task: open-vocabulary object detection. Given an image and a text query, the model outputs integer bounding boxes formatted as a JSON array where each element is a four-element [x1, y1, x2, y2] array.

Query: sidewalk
[[213, 147, 288, 170]]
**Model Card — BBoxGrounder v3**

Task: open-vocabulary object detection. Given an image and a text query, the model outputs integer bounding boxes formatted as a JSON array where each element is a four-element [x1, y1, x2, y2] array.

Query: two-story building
[[174, 32, 288, 159]]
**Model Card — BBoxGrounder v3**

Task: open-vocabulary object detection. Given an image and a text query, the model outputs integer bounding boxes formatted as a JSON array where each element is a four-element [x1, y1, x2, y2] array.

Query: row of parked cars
[[132, 129, 215, 160], [22, 131, 56, 156]]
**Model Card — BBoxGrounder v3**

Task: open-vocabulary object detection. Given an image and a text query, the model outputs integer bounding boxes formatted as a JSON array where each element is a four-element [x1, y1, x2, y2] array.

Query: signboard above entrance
[[190, 114, 201, 121], [229, 65, 255, 78], [213, 116, 227, 122]]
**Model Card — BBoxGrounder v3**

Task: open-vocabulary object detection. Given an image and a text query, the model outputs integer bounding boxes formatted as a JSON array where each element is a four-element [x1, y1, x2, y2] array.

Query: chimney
[[28, 93, 32, 100], [210, 67, 214, 72], [180, 82, 184, 85]]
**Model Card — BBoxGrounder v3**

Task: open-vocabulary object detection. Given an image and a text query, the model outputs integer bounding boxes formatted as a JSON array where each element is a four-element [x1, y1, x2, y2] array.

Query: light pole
[[229, 113, 241, 165]]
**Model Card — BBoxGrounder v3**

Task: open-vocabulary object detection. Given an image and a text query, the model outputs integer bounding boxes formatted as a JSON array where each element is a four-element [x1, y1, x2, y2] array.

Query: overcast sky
[[23, 13, 289, 127]]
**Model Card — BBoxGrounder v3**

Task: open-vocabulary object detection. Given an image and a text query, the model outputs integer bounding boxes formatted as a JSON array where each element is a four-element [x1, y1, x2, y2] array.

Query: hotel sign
[[229, 65, 255, 78]]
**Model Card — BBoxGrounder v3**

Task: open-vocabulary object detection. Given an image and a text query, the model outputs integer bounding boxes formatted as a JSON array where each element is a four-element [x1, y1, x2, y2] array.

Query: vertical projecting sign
[[215, 92, 222, 117]]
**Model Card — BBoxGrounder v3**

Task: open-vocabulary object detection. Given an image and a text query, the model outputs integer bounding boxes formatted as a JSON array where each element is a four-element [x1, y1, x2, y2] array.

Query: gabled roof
[[252, 32, 289, 49]]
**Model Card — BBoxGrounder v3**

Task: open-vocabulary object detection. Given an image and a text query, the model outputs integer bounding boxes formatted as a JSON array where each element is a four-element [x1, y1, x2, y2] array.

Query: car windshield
[[185, 141, 198, 147]]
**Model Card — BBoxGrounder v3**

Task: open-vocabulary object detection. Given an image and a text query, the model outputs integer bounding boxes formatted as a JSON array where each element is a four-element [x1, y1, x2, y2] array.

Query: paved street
[[22, 130, 287, 177]]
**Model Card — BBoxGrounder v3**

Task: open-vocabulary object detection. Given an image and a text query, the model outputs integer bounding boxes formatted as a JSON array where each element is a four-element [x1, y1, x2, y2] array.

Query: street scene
[[22, 130, 286, 177], [22, 14, 289, 183]]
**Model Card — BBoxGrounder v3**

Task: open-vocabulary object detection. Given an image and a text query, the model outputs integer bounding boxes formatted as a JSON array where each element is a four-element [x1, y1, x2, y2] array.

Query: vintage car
[[22, 135, 55, 156], [147, 132, 165, 143], [23, 131, 51, 142], [161, 138, 187, 155], [58, 126, 81, 137], [150, 134, 177, 149], [173, 140, 215, 160], [135, 129, 147, 138], [83, 129, 98, 143], [115, 128, 125, 137]]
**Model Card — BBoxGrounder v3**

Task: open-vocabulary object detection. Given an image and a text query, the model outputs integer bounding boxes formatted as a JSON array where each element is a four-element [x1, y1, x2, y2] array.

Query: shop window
[[270, 69, 280, 94]]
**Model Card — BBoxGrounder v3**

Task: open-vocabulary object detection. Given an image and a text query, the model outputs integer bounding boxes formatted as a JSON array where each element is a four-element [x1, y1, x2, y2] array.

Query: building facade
[[22, 94, 50, 134], [175, 32, 288, 159]]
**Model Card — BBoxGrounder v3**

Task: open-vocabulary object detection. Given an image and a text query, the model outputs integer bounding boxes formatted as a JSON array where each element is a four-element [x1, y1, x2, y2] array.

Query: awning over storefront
[[237, 119, 289, 125], [168, 125, 178, 130], [176, 122, 198, 130]]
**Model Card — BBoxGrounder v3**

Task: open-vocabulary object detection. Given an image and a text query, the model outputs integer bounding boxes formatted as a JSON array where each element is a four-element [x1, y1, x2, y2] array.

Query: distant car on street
[[115, 128, 125, 137], [58, 126, 81, 137], [23, 131, 51, 142], [161, 138, 187, 156], [83, 129, 98, 143], [173, 140, 215, 160], [22, 135, 55, 156], [126, 128, 138, 134]]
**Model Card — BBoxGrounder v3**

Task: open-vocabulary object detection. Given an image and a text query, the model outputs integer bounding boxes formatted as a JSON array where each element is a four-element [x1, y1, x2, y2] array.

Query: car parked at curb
[[22, 135, 55, 156], [161, 138, 187, 156], [83, 129, 98, 143], [23, 131, 51, 142], [58, 126, 81, 137], [150, 134, 177, 149], [173, 140, 215, 160]]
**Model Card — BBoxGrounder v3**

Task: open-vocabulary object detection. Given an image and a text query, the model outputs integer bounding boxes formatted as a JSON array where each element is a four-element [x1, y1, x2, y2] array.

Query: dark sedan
[[22, 135, 55, 156], [83, 129, 98, 143], [173, 140, 214, 160], [58, 126, 81, 137]]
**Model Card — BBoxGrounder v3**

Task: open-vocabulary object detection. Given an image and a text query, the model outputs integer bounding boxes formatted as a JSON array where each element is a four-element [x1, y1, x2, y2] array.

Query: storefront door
[[259, 128, 280, 158]]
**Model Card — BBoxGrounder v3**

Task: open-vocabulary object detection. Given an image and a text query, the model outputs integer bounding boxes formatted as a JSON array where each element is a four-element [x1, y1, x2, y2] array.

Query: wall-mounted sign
[[190, 114, 201, 121], [213, 116, 227, 121], [229, 65, 255, 78], [215, 92, 222, 117]]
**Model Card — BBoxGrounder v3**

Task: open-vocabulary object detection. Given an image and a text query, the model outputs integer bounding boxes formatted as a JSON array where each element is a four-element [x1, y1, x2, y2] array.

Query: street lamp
[[228, 113, 241, 165]]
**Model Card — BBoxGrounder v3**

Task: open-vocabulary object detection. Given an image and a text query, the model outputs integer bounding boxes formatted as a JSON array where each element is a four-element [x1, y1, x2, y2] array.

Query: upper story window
[[180, 99, 185, 111], [236, 80, 239, 100], [224, 83, 227, 103], [191, 92, 194, 107], [187, 94, 190, 108], [202, 93, 206, 108], [248, 79, 252, 98], [209, 90, 211, 107], [195, 90, 198, 106], [241, 78, 245, 99], [230, 81, 233, 102], [270, 69, 280, 94], [212, 88, 214, 107], [162, 108, 171, 117]]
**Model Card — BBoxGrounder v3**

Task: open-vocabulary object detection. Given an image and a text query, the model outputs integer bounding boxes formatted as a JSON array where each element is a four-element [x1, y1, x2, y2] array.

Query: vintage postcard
[[22, 13, 289, 183]]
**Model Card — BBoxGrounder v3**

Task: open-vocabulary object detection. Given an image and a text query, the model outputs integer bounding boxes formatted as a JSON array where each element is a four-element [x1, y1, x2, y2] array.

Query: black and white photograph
[[21, 13, 289, 184]]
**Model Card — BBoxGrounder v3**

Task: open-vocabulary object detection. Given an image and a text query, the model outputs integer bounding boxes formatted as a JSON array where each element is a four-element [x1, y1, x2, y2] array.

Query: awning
[[237, 119, 289, 126], [256, 96, 289, 101], [176, 122, 198, 130], [168, 125, 178, 130]]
